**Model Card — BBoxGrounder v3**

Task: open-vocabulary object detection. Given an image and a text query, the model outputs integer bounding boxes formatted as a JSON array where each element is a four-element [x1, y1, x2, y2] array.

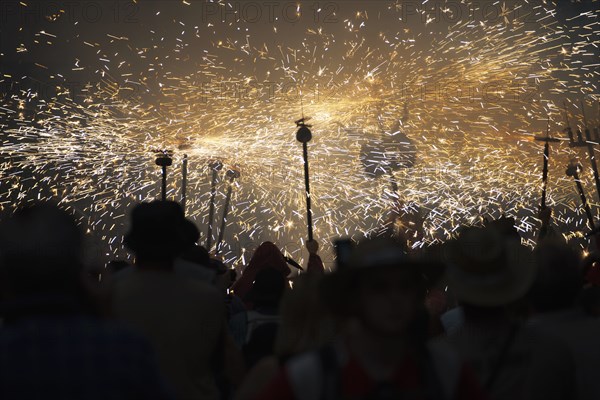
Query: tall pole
[[568, 101, 600, 204], [155, 150, 172, 201], [581, 100, 600, 202], [181, 154, 188, 215], [567, 162, 595, 230], [216, 169, 240, 255], [596, 99, 600, 141], [541, 140, 549, 210], [161, 165, 167, 201], [564, 101, 575, 143], [535, 118, 560, 210], [296, 118, 314, 241], [206, 160, 222, 250]]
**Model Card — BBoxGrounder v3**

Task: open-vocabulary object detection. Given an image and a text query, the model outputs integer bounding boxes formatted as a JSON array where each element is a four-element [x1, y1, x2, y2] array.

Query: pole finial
[[295, 117, 313, 143]]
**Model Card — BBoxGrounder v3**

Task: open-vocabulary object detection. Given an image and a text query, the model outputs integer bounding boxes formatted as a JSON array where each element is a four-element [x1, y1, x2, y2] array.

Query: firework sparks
[[0, 1, 598, 268]]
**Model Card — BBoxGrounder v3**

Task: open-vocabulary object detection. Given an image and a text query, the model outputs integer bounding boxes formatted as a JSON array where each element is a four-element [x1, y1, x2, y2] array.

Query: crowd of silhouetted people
[[0, 200, 599, 400]]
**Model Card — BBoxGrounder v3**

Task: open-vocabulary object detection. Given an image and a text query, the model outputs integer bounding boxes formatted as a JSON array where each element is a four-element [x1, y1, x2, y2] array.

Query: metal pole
[[302, 141, 313, 241], [155, 150, 172, 202], [535, 119, 559, 210], [206, 160, 222, 250], [161, 165, 167, 201], [216, 169, 240, 255], [581, 101, 600, 202], [567, 163, 595, 230], [296, 120, 314, 241], [564, 101, 575, 143], [585, 139, 600, 203], [181, 154, 188, 214], [541, 141, 549, 209]]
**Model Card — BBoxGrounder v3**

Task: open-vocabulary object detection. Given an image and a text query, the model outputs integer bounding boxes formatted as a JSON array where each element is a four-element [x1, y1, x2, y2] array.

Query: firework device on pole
[[563, 101, 575, 143], [534, 117, 560, 210], [581, 100, 600, 202], [206, 160, 223, 250], [154, 149, 173, 202], [296, 117, 314, 242], [566, 101, 600, 204], [216, 167, 240, 255], [181, 154, 188, 215], [566, 161, 595, 231]]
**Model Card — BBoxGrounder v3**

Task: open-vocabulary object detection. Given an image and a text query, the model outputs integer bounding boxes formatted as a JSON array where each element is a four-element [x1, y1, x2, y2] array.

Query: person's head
[[275, 274, 335, 357], [529, 239, 583, 312], [106, 260, 130, 274], [124, 201, 198, 265], [581, 250, 600, 287], [245, 267, 286, 309], [445, 225, 536, 316], [0, 203, 83, 298], [246, 241, 290, 276], [180, 245, 210, 267], [209, 258, 236, 292], [580, 286, 600, 317], [322, 237, 430, 339]]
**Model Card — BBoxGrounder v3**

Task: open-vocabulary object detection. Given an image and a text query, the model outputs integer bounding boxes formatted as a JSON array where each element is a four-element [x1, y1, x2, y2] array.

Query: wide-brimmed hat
[[124, 201, 199, 258], [445, 226, 536, 307]]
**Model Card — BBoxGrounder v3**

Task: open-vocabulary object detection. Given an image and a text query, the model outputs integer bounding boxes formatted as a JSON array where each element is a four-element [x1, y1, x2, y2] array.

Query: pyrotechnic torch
[[206, 160, 223, 250], [534, 118, 560, 210], [216, 167, 241, 255], [566, 161, 596, 231], [296, 117, 314, 241], [154, 150, 173, 201]]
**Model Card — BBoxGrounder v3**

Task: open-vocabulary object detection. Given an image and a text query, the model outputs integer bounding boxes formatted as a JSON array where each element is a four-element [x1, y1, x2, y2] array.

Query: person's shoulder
[[83, 317, 154, 344], [116, 269, 219, 295], [428, 337, 461, 359], [511, 323, 575, 368], [171, 277, 225, 315], [427, 338, 464, 397], [180, 275, 221, 297], [517, 322, 565, 344], [174, 259, 216, 282], [0, 316, 152, 352], [284, 350, 326, 400]]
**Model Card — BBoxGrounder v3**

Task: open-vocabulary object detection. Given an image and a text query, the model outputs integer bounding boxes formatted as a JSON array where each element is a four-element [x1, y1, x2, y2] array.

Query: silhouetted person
[[305, 239, 325, 274], [0, 203, 174, 399], [579, 250, 600, 317], [256, 237, 486, 400], [208, 258, 245, 319], [107, 259, 130, 273], [235, 273, 335, 400], [112, 201, 244, 400], [529, 239, 600, 400], [444, 226, 575, 400], [113, 211, 216, 283], [231, 242, 291, 306], [231, 267, 286, 368]]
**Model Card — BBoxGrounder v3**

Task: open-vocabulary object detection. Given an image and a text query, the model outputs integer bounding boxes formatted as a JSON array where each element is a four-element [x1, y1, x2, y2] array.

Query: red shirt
[[255, 350, 487, 400]]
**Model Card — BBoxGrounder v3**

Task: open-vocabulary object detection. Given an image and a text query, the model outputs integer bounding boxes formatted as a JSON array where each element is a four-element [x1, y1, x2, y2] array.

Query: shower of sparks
[[0, 1, 599, 269]]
